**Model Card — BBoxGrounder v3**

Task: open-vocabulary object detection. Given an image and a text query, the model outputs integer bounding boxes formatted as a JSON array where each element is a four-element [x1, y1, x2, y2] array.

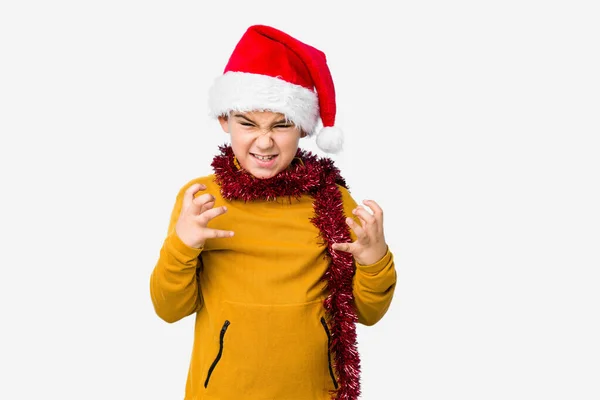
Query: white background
[[1, 1, 599, 399]]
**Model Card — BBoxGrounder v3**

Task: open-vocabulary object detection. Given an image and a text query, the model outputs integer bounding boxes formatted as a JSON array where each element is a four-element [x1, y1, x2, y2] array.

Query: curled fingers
[[195, 204, 228, 225], [345, 216, 366, 239]]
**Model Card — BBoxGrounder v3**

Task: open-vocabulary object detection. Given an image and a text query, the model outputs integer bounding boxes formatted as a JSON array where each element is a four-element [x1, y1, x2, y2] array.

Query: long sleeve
[[150, 183, 203, 323], [353, 249, 396, 326], [338, 185, 397, 326]]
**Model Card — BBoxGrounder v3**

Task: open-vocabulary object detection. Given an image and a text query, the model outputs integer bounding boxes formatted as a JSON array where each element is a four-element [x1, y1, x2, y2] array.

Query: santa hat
[[208, 24, 343, 154]]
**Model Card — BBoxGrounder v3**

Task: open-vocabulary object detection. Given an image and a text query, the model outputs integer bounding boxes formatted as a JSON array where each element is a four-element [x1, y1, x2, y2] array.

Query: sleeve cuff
[[355, 247, 392, 274], [164, 231, 203, 264]]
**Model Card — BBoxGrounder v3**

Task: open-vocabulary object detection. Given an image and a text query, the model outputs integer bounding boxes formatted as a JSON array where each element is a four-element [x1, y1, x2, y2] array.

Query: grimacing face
[[218, 111, 306, 179]]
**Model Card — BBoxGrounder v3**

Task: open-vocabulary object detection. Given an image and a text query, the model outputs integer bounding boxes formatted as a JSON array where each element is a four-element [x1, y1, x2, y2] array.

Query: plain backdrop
[[1, 1, 599, 399]]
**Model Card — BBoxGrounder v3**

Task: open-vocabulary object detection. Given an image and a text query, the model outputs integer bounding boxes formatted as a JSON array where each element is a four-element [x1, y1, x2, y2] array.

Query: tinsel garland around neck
[[211, 145, 362, 400]]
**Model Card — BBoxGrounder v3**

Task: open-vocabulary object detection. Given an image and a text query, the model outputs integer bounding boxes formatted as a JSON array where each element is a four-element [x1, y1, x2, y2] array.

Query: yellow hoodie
[[150, 175, 396, 400]]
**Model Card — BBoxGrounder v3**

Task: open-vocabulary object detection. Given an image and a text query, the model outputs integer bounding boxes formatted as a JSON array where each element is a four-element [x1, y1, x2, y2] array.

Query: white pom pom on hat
[[316, 126, 344, 154], [208, 24, 344, 154]]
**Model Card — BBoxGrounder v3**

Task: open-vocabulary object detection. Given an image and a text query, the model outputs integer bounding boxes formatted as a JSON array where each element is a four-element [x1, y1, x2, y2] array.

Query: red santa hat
[[208, 25, 343, 154]]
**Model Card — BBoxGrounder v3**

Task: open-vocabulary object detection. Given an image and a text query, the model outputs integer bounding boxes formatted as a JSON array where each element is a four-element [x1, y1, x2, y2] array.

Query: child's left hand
[[331, 199, 388, 266]]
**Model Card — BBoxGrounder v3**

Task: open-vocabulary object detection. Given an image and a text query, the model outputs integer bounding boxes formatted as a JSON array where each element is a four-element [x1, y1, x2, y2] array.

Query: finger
[[353, 211, 379, 240], [353, 206, 376, 225], [199, 200, 216, 215], [203, 227, 235, 239], [190, 193, 215, 215], [182, 183, 206, 213], [345, 217, 366, 239], [196, 205, 228, 224], [363, 199, 383, 222], [331, 241, 355, 254]]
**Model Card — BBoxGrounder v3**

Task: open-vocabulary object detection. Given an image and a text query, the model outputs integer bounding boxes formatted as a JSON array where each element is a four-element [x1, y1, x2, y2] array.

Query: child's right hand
[[175, 183, 234, 249]]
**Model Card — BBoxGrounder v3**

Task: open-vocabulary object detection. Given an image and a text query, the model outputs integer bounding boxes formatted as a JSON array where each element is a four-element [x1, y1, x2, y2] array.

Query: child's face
[[219, 111, 304, 179]]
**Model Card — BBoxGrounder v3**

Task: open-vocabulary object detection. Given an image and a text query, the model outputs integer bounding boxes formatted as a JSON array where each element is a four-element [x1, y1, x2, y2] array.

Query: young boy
[[150, 24, 397, 400]]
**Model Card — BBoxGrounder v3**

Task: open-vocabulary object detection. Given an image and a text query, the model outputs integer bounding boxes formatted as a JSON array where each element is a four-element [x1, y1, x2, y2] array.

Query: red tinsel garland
[[211, 145, 361, 400]]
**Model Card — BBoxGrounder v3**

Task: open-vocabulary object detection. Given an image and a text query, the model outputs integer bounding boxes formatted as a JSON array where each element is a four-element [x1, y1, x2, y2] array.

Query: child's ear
[[218, 115, 230, 134]]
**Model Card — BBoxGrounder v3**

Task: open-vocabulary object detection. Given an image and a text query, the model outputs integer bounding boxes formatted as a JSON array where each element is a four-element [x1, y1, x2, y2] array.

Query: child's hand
[[331, 199, 388, 266], [175, 183, 234, 249]]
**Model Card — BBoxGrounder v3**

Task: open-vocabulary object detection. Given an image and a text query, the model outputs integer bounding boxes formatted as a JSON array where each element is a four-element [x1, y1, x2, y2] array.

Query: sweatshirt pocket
[[203, 299, 336, 399]]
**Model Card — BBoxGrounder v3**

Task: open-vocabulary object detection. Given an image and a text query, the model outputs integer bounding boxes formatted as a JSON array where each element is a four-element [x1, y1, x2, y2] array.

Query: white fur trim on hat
[[208, 71, 320, 135]]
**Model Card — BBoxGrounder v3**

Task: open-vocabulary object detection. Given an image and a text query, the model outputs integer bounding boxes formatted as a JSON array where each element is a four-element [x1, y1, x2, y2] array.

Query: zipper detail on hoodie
[[204, 320, 230, 388], [320, 317, 339, 389]]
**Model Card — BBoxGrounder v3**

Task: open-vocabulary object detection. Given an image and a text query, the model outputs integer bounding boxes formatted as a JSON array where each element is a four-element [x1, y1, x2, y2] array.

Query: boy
[[150, 24, 397, 400]]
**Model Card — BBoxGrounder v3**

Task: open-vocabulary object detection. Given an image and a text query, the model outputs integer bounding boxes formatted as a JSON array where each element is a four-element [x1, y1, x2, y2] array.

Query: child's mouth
[[252, 153, 277, 162]]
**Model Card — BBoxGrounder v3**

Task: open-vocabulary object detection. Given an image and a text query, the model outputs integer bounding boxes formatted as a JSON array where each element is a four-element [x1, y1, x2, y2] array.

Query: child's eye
[[240, 122, 254, 127], [274, 125, 294, 129]]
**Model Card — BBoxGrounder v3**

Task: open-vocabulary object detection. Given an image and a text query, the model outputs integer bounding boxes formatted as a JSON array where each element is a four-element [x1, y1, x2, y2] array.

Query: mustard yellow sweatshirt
[[150, 175, 396, 400]]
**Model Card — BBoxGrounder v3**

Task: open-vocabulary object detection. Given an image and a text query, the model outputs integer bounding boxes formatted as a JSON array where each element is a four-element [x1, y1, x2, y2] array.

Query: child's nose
[[255, 131, 274, 149]]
